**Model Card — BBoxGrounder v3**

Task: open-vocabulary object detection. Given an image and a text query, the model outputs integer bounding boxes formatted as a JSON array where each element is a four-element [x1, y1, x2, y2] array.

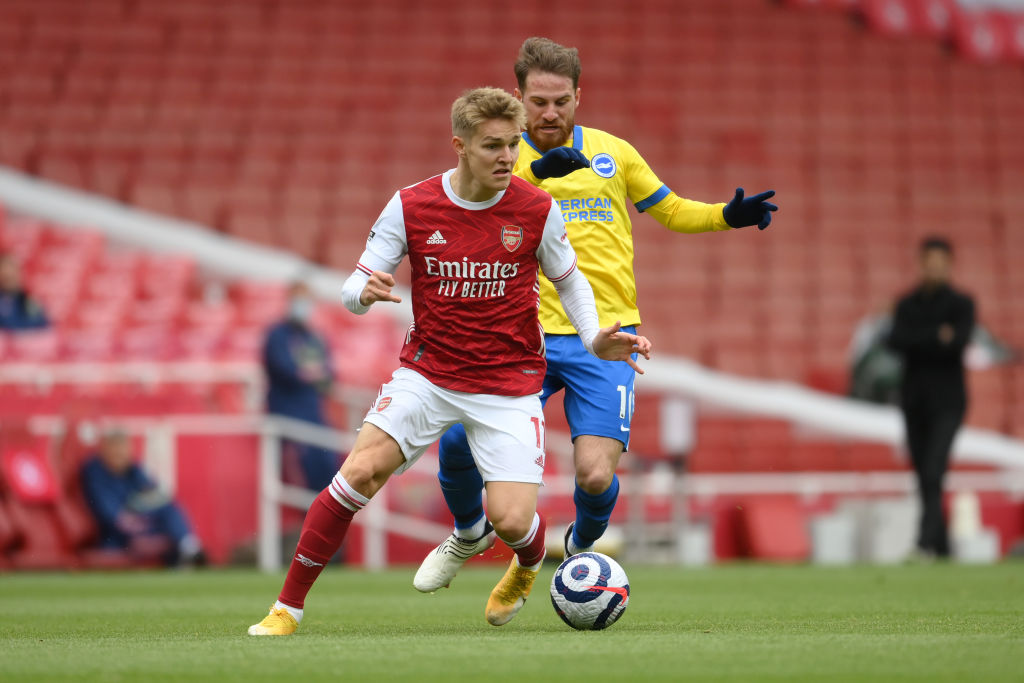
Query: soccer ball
[[549, 552, 630, 630]]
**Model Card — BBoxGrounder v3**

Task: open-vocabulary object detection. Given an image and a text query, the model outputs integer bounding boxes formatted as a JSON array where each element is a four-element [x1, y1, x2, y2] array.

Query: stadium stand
[[2, 0, 1021, 432], [1, 0, 1022, 564]]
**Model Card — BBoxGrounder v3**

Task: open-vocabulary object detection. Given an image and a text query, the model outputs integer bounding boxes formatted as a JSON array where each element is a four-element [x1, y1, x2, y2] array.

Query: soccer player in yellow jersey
[[414, 38, 777, 592]]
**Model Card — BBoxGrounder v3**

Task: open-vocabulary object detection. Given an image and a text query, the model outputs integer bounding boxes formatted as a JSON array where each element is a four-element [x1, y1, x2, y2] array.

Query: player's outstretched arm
[[722, 187, 778, 230], [591, 320, 652, 375]]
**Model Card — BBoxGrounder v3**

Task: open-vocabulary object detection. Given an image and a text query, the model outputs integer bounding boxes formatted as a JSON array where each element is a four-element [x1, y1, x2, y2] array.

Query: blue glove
[[530, 147, 590, 179], [722, 188, 778, 230]]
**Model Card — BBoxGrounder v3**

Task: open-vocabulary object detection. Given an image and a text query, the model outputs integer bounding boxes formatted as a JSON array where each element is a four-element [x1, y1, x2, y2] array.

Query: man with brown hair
[[416, 37, 778, 593], [248, 87, 650, 635]]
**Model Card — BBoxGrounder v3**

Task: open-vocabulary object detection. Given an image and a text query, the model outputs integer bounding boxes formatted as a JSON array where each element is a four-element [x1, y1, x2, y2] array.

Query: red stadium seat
[[908, 0, 958, 39], [790, 441, 844, 471], [737, 495, 811, 562], [952, 10, 1011, 63], [0, 422, 76, 568], [0, 497, 22, 561], [8, 330, 61, 362], [994, 10, 1024, 61], [845, 443, 904, 471], [861, 0, 916, 37]]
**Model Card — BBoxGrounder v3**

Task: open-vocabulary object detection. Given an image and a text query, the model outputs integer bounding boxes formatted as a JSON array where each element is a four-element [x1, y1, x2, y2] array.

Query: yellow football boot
[[247, 606, 299, 636], [485, 557, 540, 626]]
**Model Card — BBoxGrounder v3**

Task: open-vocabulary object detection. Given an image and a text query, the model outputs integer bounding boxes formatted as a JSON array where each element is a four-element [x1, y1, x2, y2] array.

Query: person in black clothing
[[887, 237, 975, 559]]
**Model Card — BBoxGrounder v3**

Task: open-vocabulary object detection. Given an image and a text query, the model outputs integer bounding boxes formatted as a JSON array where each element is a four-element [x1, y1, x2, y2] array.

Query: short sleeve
[[536, 199, 578, 282], [621, 139, 671, 213]]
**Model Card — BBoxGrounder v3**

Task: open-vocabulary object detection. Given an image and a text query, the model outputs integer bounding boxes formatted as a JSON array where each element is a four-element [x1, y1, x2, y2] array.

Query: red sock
[[278, 488, 356, 609], [508, 513, 546, 568]]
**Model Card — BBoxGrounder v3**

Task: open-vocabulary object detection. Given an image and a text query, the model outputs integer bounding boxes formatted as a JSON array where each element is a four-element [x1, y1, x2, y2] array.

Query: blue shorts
[[541, 327, 637, 450]]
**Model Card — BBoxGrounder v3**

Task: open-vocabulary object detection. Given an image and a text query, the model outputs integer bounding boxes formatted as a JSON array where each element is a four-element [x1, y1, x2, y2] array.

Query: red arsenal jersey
[[354, 170, 578, 396]]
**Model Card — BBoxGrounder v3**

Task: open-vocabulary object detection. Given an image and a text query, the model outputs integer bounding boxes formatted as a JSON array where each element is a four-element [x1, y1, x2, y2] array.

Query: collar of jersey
[[441, 169, 505, 210], [522, 125, 583, 155]]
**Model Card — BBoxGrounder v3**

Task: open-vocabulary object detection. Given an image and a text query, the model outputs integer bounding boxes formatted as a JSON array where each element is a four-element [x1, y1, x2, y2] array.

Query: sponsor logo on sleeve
[[376, 396, 392, 411]]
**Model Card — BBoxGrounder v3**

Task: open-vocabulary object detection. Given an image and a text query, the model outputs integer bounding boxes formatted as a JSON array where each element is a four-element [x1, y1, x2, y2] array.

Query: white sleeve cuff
[[341, 268, 372, 315], [551, 267, 600, 355]]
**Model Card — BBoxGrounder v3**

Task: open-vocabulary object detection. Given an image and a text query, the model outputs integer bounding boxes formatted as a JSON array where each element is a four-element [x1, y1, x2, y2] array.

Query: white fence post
[[258, 426, 283, 572], [362, 484, 388, 570]]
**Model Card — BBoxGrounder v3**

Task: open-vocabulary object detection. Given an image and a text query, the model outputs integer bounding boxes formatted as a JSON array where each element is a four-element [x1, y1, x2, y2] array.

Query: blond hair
[[451, 87, 526, 139], [514, 37, 581, 91]]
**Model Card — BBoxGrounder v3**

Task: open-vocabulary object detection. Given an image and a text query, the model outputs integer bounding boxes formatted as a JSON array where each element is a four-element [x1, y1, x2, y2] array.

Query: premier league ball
[[549, 552, 630, 630]]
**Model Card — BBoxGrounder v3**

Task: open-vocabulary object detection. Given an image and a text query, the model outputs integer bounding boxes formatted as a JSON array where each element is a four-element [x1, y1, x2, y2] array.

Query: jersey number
[[531, 416, 546, 448], [617, 385, 635, 420]]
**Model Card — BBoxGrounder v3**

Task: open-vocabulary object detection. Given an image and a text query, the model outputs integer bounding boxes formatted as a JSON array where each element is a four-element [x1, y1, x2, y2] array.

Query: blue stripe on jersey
[[634, 184, 671, 213], [522, 131, 542, 154], [522, 126, 584, 154]]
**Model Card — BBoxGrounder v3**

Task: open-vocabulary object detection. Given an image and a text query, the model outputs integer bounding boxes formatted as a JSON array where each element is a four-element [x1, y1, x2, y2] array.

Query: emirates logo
[[376, 396, 392, 411]]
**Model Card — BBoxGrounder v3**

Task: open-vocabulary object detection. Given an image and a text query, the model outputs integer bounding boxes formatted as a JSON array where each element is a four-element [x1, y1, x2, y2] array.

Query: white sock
[[566, 535, 591, 556], [455, 517, 488, 542], [178, 534, 201, 558], [514, 553, 544, 573], [274, 600, 303, 623]]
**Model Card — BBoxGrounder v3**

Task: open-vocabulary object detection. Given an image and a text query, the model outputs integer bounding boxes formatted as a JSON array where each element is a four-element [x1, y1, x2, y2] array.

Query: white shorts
[[363, 367, 546, 484]]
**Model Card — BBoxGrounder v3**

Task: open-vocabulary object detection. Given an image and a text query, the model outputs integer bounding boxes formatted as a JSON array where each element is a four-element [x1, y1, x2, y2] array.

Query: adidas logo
[[426, 230, 446, 245], [535, 454, 545, 468]]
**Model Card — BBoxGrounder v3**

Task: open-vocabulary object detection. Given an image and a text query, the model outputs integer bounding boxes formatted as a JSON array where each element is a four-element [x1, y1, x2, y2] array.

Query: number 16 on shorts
[[617, 385, 635, 421]]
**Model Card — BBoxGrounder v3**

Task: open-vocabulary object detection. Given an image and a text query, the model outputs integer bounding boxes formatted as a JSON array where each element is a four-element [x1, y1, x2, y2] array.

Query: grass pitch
[[2, 563, 1022, 682]]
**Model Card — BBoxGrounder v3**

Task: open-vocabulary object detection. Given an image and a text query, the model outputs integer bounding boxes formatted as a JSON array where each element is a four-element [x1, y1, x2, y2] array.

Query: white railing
[[21, 411, 1024, 570], [637, 357, 1024, 468]]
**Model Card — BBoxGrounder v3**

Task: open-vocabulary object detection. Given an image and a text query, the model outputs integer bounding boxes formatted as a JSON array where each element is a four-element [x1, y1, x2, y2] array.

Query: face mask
[[289, 297, 314, 322]]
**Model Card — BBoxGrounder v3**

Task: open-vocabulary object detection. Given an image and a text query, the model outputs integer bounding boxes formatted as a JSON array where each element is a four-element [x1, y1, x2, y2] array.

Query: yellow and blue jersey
[[516, 125, 731, 334]]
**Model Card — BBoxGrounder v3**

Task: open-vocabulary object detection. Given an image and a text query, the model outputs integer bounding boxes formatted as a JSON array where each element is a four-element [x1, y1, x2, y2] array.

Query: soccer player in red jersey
[[248, 87, 651, 635]]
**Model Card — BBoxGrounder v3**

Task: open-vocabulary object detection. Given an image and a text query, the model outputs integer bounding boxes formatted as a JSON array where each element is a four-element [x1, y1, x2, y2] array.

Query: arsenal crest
[[376, 396, 392, 411], [501, 225, 523, 252]]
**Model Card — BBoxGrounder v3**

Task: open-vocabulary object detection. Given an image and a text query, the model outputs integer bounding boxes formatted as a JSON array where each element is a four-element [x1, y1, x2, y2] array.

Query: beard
[[527, 117, 574, 150]]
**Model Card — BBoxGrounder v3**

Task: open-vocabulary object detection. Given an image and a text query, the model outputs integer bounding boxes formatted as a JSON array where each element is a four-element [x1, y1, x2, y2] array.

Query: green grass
[[2, 563, 1022, 682]]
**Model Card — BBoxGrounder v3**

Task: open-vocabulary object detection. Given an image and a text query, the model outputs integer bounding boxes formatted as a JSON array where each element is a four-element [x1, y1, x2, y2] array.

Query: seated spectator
[[0, 253, 48, 330], [80, 429, 205, 567]]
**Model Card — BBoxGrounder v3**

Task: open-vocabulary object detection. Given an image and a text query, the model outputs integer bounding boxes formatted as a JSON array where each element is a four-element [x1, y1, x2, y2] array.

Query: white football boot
[[563, 522, 594, 560], [413, 524, 496, 593]]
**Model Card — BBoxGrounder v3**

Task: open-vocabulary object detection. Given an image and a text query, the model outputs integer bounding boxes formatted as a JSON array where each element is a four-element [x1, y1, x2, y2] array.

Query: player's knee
[[489, 507, 534, 542], [337, 453, 385, 498], [576, 467, 615, 496]]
